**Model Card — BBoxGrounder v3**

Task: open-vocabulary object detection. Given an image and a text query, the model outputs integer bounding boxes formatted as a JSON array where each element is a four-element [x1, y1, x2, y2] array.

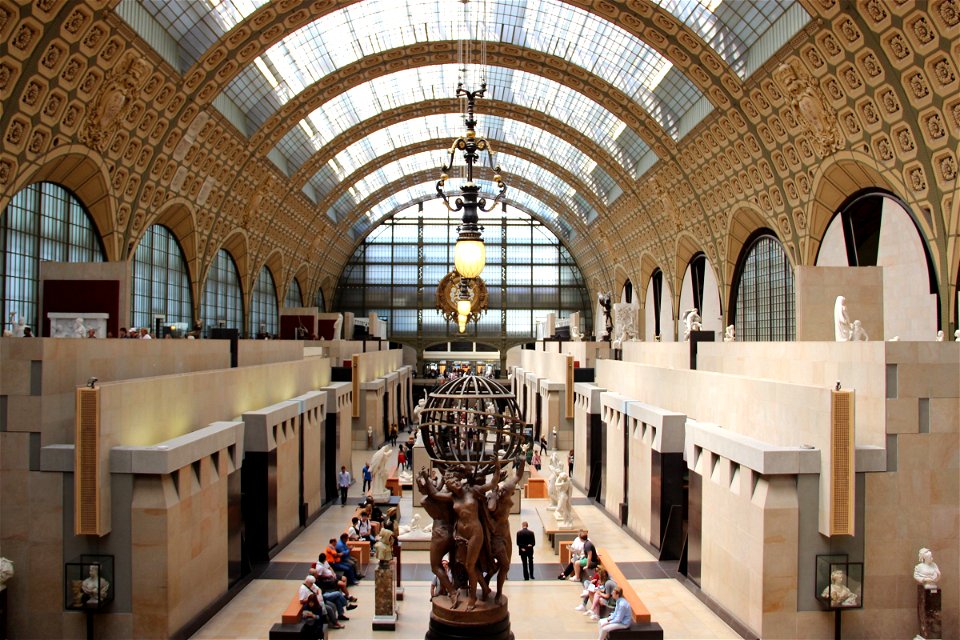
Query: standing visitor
[[338, 465, 352, 506], [361, 463, 372, 493], [516, 521, 536, 580]]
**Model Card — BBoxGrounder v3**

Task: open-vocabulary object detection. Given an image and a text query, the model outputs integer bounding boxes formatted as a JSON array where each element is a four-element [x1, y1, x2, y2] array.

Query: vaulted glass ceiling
[[221, 0, 701, 139], [304, 113, 618, 207], [124, 0, 807, 235], [325, 149, 598, 226], [348, 179, 572, 240], [276, 65, 649, 179]]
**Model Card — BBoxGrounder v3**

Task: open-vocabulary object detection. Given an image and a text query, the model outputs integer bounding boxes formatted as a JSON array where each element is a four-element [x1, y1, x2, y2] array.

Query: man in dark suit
[[516, 521, 536, 580]]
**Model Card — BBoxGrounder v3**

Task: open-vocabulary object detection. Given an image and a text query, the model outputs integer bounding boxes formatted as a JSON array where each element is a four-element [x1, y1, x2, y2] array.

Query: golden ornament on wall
[[79, 50, 150, 152], [775, 60, 844, 158]]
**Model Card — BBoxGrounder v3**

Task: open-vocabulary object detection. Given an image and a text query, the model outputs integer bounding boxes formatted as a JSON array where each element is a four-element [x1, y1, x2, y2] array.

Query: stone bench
[[267, 594, 311, 639], [596, 547, 663, 640]]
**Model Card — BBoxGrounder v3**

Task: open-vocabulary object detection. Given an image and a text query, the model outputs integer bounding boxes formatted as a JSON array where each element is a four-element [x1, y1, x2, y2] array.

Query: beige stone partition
[[323, 382, 355, 476], [620, 341, 690, 369], [243, 400, 304, 547], [624, 402, 685, 545], [236, 338, 305, 366], [599, 392, 629, 522], [291, 391, 327, 518], [520, 349, 574, 440], [795, 266, 884, 341], [538, 378, 569, 449], [572, 383, 604, 491], [558, 340, 610, 369]]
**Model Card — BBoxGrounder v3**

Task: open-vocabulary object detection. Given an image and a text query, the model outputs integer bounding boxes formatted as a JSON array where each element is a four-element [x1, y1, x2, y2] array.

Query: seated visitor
[[301, 590, 342, 632], [324, 537, 359, 585], [597, 587, 632, 639], [335, 533, 361, 576], [314, 555, 353, 599]]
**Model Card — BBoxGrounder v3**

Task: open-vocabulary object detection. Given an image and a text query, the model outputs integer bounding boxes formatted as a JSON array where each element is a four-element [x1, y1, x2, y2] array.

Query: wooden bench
[[347, 539, 370, 569], [559, 539, 572, 567], [597, 547, 663, 638], [281, 593, 304, 625], [386, 476, 402, 496], [525, 476, 548, 498], [268, 594, 317, 639]]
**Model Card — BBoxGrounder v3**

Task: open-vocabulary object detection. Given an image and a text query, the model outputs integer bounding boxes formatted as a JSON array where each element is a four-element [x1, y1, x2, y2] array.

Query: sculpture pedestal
[[426, 595, 513, 640], [372, 562, 397, 631], [915, 585, 942, 640]]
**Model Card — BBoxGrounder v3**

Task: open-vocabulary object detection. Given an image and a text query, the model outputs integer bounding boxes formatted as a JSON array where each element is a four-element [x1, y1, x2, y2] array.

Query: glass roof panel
[[219, 0, 700, 138], [652, 0, 797, 78], [326, 150, 597, 225], [348, 179, 570, 240], [306, 113, 617, 206], [275, 64, 650, 179], [137, 0, 269, 72]]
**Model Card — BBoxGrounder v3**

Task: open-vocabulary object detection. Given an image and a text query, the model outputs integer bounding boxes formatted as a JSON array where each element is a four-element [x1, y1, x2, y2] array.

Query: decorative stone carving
[[612, 303, 639, 346], [79, 50, 150, 152], [775, 60, 844, 158]]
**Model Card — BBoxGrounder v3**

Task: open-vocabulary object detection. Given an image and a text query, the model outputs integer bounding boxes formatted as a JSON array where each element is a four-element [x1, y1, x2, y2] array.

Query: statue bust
[[375, 527, 395, 566], [81, 565, 110, 604], [914, 548, 941, 589], [821, 569, 859, 607], [0, 557, 13, 590]]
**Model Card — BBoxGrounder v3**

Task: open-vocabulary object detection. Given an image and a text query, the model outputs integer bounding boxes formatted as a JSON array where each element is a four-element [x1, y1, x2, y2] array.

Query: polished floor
[[191, 448, 739, 640]]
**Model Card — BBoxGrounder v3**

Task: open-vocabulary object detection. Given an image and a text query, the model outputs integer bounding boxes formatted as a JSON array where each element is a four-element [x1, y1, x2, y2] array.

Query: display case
[[816, 554, 863, 609], [64, 555, 114, 611]]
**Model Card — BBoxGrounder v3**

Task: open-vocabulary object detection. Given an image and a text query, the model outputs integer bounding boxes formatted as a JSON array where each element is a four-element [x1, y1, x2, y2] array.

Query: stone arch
[[204, 229, 250, 304], [801, 150, 910, 266], [287, 262, 312, 308], [723, 202, 785, 321], [257, 247, 285, 307], [2, 146, 120, 261]]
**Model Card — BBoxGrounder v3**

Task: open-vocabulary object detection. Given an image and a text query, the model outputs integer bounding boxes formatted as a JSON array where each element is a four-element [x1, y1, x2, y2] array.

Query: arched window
[[1, 182, 105, 332], [250, 266, 279, 337], [201, 249, 243, 335], [285, 277, 303, 308], [817, 191, 938, 340], [644, 269, 674, 341], [679, 253, 722, 333], [621, 279, 633, 303], [315, 287, 326, 312], [131, 225, 192, 331], [731, 232, 795, 341]]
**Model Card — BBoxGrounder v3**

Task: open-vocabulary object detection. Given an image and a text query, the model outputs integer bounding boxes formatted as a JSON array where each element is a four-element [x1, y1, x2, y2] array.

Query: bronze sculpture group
[[417, 459, 524, 611]]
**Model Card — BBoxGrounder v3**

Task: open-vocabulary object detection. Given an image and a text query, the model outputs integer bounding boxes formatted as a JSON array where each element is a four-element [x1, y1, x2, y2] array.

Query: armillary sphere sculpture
[[417, 375, 526, 640]]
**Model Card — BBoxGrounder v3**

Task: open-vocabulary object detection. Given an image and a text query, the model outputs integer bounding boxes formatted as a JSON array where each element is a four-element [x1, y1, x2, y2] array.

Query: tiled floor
[[191, 449, 740, 640]]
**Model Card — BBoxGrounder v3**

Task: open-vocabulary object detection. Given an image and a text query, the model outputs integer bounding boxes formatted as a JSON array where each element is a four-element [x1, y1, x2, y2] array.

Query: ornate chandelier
[[436, 270, 489, 333]]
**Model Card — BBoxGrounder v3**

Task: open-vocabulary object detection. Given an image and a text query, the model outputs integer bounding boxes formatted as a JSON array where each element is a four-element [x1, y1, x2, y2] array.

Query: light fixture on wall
[[437, 270, 488, 333]]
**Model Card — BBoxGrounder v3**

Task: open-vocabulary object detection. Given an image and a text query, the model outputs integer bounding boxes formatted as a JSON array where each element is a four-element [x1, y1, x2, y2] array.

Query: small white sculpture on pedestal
[[369, 444, 393, 499], [553, 471, 574, 528], [546, 452, 561, 511], [850, 320, 869, 341], [332, 313, 343, 340], [0, 557, 13, 590], [955, 329, 960, 342], [723, 324, 736, 342], [374, 527, 395, 567], [399, 513, 423, 536], [834, 296, 852, 341], [682, 308, 702, 341], [413, 394, 427, 425], [914, 548, 941, 589], [936, 330, 944, 342], [820, 569, 859, 607]]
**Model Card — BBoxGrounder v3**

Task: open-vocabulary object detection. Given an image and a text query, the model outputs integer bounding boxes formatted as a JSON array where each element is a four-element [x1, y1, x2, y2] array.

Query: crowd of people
[[559, 529, 634, 639]]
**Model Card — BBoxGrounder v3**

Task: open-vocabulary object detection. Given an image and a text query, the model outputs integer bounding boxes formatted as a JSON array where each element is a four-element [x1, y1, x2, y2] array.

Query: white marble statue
[[820, 568, 859, 607], [399, 513, 424, 536], [834, 296, 852, 341], [332, 313, 343, 340], [850, 319, 869, 341], [369, 444, 393, 499], [0, 557, 13, 590], [73, 317, 88, 338], [398, 467, 413, 485], [682, 308, 702, 341], [936, 330, 944, 342], [723, 324, 736, 342], [546, 452, 562, 510], [81, 565, 109, 604], [412, 394, 427, 425], [955, 329, 960, 342], [553, 471, 574, 528], [914, 548, 941, 589]]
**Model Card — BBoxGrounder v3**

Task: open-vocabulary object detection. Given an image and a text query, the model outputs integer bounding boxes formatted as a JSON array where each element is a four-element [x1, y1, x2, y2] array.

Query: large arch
[[722, 202, 785, 323], [204, 229, 251, 306], [2, 147, 120, 261]]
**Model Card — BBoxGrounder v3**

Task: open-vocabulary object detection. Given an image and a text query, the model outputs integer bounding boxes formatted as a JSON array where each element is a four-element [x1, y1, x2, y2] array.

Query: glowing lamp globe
[[454, 238, 485, 279]]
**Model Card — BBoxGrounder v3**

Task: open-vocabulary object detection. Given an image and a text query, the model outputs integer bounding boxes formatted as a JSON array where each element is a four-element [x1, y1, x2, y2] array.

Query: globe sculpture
[[417, 375, 526, 640]]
